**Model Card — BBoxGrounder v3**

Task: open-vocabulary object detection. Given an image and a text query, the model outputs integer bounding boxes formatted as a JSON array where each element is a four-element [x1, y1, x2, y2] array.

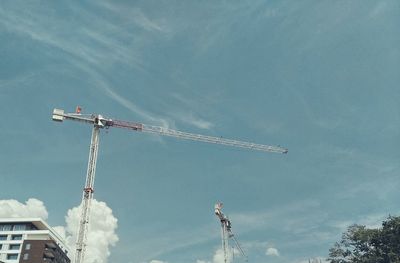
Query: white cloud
[[149, 260, 167, 263], [266, 247, 279, 257], [53, 225, 67, 240], [197, 247, 242, 263], [212, 248, 225, 263], [0, 198, 48, 219], [56, 199, 119, 263], [195, 248, 227, 263], [0, 198, 118, 263]]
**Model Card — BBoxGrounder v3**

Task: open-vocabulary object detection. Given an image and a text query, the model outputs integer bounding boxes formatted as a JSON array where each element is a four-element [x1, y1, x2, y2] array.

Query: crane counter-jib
[[52, 108, 95, 125]]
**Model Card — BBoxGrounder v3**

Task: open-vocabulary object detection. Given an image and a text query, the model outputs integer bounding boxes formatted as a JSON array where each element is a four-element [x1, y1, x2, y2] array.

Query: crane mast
[[215, 202, 247, 263], [52, 108, 287, 263], [75, 126, 100, 263]]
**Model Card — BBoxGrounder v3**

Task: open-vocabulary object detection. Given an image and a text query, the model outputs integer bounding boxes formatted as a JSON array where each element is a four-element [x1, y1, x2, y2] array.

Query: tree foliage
[[328, 216, 400, 263]]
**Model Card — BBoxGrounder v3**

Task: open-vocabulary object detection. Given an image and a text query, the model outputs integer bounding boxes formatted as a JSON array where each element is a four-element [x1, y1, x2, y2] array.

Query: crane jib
[[109, 119, 144, 131]]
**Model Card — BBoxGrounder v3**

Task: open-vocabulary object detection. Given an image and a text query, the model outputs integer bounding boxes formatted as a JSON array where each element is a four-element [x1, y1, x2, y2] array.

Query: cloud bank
[[0, 198, 48, 219]]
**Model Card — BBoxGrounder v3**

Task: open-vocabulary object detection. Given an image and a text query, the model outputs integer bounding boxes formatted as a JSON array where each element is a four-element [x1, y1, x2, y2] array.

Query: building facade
[[0, 218, 70, 263]]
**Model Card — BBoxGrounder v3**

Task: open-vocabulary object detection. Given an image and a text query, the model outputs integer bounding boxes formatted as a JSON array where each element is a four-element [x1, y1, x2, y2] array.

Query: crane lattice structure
[[52, 107, 287, 263], [215, 202, 248, 263]]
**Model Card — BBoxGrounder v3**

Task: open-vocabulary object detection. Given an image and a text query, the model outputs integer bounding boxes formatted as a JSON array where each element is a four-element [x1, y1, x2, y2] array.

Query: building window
[[0, 235, 6, 240], [9, 244, 21, 250], [0, 244, 2, 250], [13, 224, 27, 231], [45, 242, 57, 249], [0, 224, 12, 231], [23, 253, 29, 260], [7, 253, 18, 260], [25, 243, 31, 250], [26, 223, 38, 231], [11, 234, 22, 240]]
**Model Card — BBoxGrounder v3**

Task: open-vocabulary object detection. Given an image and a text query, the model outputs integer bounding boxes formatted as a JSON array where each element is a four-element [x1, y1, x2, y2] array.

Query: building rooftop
[[0, 218, 70, 253], [0, 218, 49, 231]]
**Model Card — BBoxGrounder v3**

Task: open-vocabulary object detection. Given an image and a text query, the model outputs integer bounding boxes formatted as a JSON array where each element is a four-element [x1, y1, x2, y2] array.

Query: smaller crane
[[215, 202, 248, 263]]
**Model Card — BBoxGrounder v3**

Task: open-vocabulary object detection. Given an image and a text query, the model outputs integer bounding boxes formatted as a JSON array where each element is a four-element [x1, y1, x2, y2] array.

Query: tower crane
[[52, 107, 287, 263], [215, 202, 248, 263]]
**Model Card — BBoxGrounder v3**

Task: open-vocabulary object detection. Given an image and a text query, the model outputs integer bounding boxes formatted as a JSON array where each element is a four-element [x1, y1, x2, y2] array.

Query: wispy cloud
[[0, 1, 168, 71], [168, 93, 220, 130], [0, 72, 38, 90], [101, 85, 171, 127], [253, 121, 284, 135], [0, 9, 112, 66], [97, 2, 168, 33], [186, 1, 269, 54], [55, 57, 172, 129], [168, 111, 214, 130], [369, 2, 388, 18], [136, 224, 216, 261], [0, 2, 177, 129], [331, 213, 388, 231], [230, 199, 321, 230]]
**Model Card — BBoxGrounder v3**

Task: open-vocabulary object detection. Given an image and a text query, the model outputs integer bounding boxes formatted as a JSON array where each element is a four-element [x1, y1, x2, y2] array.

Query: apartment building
[[0, 218, 70, 263]]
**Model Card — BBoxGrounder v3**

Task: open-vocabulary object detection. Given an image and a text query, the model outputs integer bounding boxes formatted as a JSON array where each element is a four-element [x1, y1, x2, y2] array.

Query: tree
[[328, 216, 400, 263]]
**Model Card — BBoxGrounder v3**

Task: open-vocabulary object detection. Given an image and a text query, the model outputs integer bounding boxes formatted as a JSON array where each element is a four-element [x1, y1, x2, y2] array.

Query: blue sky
[[0, 1, 399, 262]]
